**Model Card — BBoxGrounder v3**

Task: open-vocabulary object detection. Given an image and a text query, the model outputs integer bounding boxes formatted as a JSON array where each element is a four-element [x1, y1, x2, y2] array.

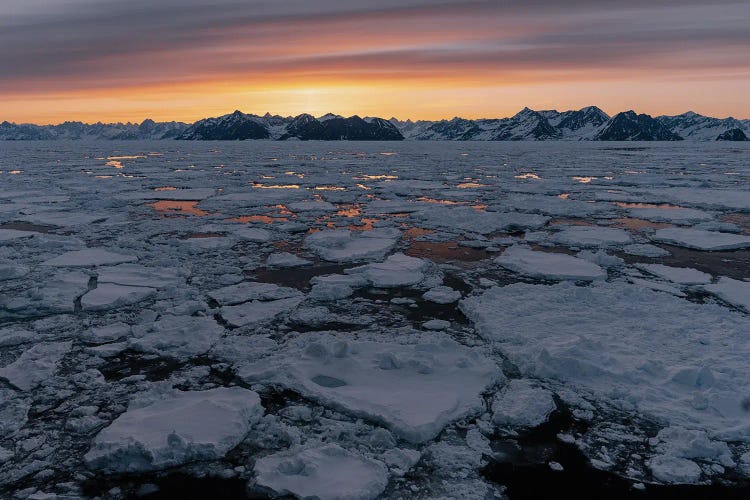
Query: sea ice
[[80, 283, 156, 311], [460, 282, 750, 441], [95, 264, 183, 288], [208, 281, 303, 306], [0, 341, 72, 391], [549, 226, 632, 248], [0, 229, 37, 242], [266, 252, 312, 268], [422, 286, 462, 304], [238, 332, 501, 443], [491, 379, 556, 428], [255, 444, 388, 500], [220, 296, 305, 327], [305, 229, 399, 262], [346, 253, 431, 288], [130, 315, 224, 358], [636, 264, 712, 285], [42, 248, 138, 267], [496, 245, 606, 281], [652, 227, 750, 251], [85, 387, 263, 473], [703, 277, 750, 312]]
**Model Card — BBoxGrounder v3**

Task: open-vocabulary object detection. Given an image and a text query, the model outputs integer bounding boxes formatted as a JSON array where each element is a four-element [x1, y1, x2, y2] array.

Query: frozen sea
[[1, 140, 750, 499]]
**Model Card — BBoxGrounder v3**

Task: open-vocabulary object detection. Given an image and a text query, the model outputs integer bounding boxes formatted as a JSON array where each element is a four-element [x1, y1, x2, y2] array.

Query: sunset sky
[[3, 0, 749, 124]]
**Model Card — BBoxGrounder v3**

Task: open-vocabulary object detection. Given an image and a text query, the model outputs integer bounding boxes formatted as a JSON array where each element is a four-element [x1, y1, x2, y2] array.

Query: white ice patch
[[208, 281, 303, 306], [549, 226, 632, 248], [491, 379, 556, 429], [80, 283, 156, 311], [636, 264, 712, 285], [703, 277, 750, 312], [346, 253, 431, 288], [305, 229, 399, 263], [255, 444, 388, 500], [220, 296, 305, 328], [0, 341, 72, 391], [422, 286, 462, 304], [95, 264, 183, 289], [652, 228, 750, 251], [86, 387, 263, 473], [460, 282, 750, 441], [266, 252, 312, 268], [238, 332, 501, 443], [496, 246, 606, 281], [130, 315, 224, 358], [42, 248, 138, 267]]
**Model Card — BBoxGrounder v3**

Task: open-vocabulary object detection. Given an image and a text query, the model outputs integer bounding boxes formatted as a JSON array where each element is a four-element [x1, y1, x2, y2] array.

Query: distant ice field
[[1, 140, 749, 499]]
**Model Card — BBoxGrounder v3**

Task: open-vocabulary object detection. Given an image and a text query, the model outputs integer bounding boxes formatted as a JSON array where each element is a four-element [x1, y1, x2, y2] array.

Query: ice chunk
[[86, 387, 263, 473], [652, 227, 750, 251], [266, 252, 312, 268], [208, 281, 303, 306], [234, 227, 273, 243], [422, 286, 461, 304], [0, 342, 72, 391], [549, 226, 632, 248], [423, 319, 450, 331], [0, 270, 91, 316], [288, 200, 336, 212], [255, 444, 388, 500], [623, 244, 671, 257], [43, 248, 138, 267], [648, 455, 702, 484], [238, 332, 501, 443], [81, 283, 156, 311], [496, 246, 606, 281], [96, 264, 183, 288], [636, 264, 712, 285], [346, 253, 430, 288], [130, 315, 224, 358], [627, 207, 713, 224], [220, 296, 305, 327], [491, 379, 556, 428], [305, 229, 399, 263], [703, 277, 750, 312]]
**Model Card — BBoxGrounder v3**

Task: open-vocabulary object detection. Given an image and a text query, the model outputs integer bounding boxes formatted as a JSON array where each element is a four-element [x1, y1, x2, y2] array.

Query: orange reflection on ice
[[417, 197, 463, 205], [514, 173, 540, 180], [155, 186, 177, 191], [336, 204, 361, 218], [558, 193, 570, 199], [457, 182, 487, 189], [572, 176, 596, 183], [251, 183, 300, 189], [612, 202, 683, 209], [611, 218, 671, 231], [403, 227, 434, 239], [314, 186, 346, 191], [150, 200, 210, 217], [227, 215, 287, 224]]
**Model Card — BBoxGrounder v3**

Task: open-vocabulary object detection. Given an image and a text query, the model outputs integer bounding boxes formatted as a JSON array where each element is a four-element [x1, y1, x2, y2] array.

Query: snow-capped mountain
[[2, 106, 749, 141], [0, 119, 189, 140], [595, 111, 682, 141], [656, 112, 749, 141]]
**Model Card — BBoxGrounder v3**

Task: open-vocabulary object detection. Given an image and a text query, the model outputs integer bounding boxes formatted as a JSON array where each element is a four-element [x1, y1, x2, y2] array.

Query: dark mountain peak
[[596, 111, 682, 141], [716, 128, 748, 141]]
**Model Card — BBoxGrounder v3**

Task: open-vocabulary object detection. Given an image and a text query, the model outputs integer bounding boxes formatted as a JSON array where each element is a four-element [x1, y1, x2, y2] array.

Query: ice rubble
[[238, 332, 501, 443], [255, 444, 389, 500], [496, 245, 606, 281], [86, 387, 263, 473], [652, 227, 750, 251], [305, 228, 400, 262], [460, 282, 750, 442]]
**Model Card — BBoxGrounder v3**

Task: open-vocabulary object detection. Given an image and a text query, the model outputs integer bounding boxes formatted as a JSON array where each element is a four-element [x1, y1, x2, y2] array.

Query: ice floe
[[652, 227, 750, 251], [239, 332, 501, 443], [42, 248, 138, 267], [305, 229, 400, 263], [496, 245, 606, 281], [85, 387, 263, 473]]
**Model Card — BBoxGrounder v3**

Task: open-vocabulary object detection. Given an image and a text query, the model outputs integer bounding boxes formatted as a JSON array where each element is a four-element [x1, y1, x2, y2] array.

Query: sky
[[2, 0, 749, 124]]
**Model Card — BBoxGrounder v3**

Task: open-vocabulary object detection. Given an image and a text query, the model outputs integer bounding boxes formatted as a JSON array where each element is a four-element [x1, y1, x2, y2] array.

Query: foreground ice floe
[[239, 331, 501, 443], [86, 387, 263, 473], [461, 282, 750, 440], [305, 229, 400, 262], [255, 444, 389, 500]]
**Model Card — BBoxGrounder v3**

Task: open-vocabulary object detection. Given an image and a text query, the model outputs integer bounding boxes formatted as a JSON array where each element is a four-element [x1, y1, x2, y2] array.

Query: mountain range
[[2, 107, 748, 141]]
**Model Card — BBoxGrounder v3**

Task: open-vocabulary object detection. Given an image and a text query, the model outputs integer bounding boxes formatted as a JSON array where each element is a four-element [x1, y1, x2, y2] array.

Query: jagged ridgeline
[[1, 107, 749, 141]]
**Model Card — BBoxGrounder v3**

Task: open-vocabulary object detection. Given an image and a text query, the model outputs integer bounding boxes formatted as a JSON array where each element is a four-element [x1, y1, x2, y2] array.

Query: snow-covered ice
[[86, 387, 263, 473], [496, 245, 606, 281], [255, 444, 388, 500]]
